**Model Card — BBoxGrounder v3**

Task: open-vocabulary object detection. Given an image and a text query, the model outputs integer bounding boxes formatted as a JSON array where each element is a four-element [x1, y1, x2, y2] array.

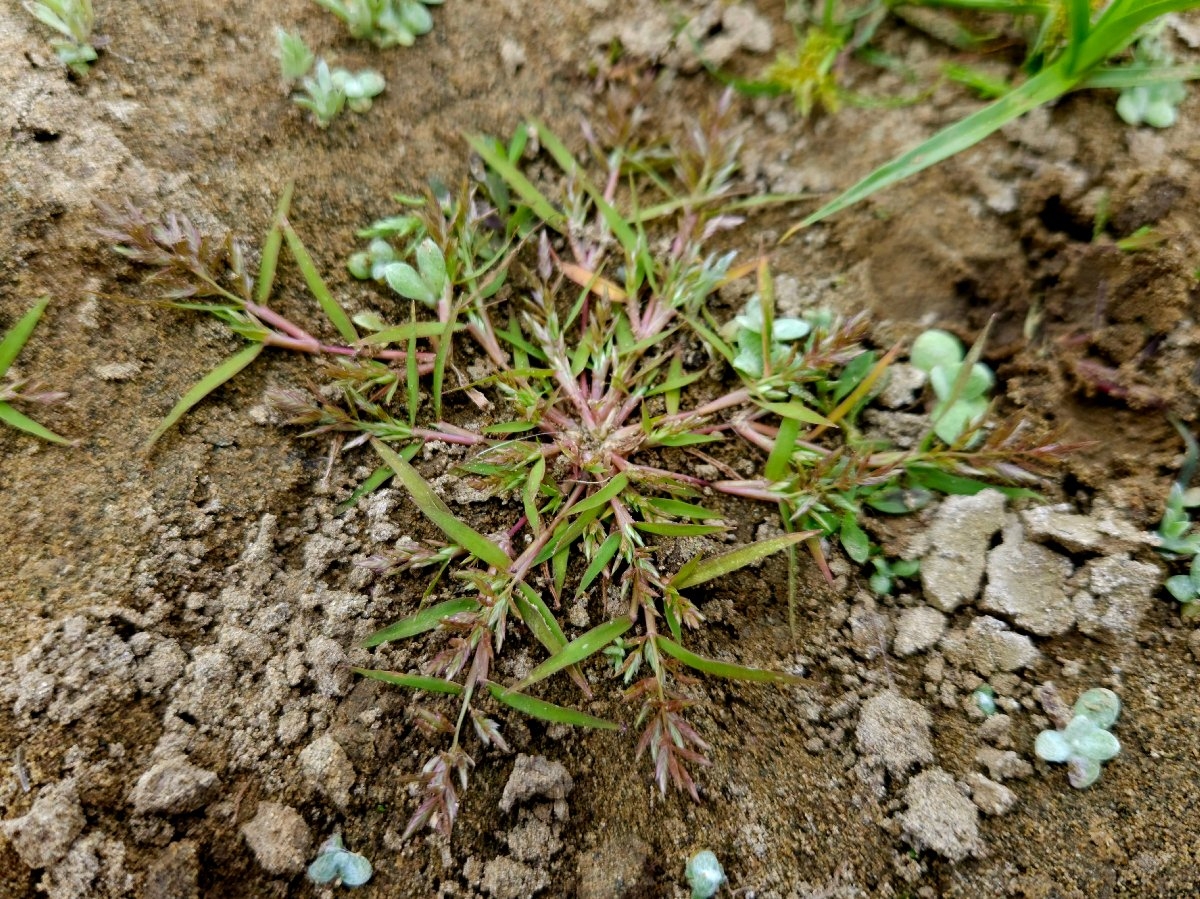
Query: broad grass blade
[[568, 474, 629, 518], [511, 617, 633, 692], [283, 222, 359, 343], [372, 438, 512, 570], [362, 597, 479, 648], [655, 636, 803, 684], [486, 683, 618, 730], [0, 401, 71, 445], [353, 668, 464, 695], [0, 296, 50, 378], [145, 342, 264, 447], [512, 583, 568, 653], [671, 531, 813, 590]]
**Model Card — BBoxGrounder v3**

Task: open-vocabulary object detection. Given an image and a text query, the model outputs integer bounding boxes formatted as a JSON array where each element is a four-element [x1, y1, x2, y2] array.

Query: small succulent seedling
[[972, 684, 997, 717], [308, 834, 372, 888], [0, 297, 71, 445], [868, 555, 920, 596], [313, 0, 443, 48], [275, 27, 316, 83], [729, 297, 812, 382], [1034, 687, 1121, 788], [22, 0, 99, 76], [685, 850, 726, 899], [293, 59, 386, 127], [1165, 551, 1200, 605], [1115, 30, 1189, 128], [1158, 481, 1200, 556], [909, 329, 993, 445]]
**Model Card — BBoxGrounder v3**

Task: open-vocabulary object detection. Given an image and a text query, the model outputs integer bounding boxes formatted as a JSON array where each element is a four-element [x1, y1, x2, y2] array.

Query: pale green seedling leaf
[[372, 438, 511, 570], [655, 636, 803, 684], [352, 668, 464, 694], [486, 683, 618, 730], [282, 222, 358, 343], [362, 597, 480, 648], [671, 531, 812, 590], [0, 402, 71, 445], [256, 184, 294, 304], [146, 342, 264, 448], [510, 617, 633, 692], [577, 532, 622, 595], [839, 513, 871, 564], [0, 296, 50, 378], [466, 134, 565, 232]]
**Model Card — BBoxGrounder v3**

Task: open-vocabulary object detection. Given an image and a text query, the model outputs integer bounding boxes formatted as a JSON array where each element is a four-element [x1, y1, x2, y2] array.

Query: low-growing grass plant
[[0, 297, 71, 445], [22, 0, 100, 76], [98, 98, 1068, 837]]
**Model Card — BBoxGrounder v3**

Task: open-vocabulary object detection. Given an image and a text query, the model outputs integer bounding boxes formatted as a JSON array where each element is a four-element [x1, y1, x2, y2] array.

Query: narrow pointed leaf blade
[[283, 222, 359, 343], [567, 473, 629, 518], [352, 668, 464, 694], [487, 683, 618, 730], [256, 183, 294, 303], [634, 521, 725, 537], [656, 636, 803, 684], [671, 531, 813, 589], [466, 134, 565, 232], [512, 583, 568, 653], [0, 296, 50, 378], [360, 320, 460, 345], [511, 617, 633, 692], [577, 531, 622, 595], [373, 439, 510, 569], [0, 401, 71, 445], [362, 597, 480, 647], [145, 342, 264, 448]]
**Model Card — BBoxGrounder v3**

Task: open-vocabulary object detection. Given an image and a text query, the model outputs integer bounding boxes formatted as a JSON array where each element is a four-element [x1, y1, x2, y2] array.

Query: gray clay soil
[[4, 1, 1200, 897]]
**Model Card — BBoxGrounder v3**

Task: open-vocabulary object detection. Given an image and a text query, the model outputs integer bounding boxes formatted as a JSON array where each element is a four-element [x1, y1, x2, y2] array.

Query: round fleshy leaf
[[1067, 755, 1102, 789], [961, 362, 994, 399], [399, 0, 435, 35], [308, 852, 342, 885], [1034, 729, 1071, 763], [1166, 574, 1197, 602], [1073, 688, 1120, 729], [771, 318, 811, 342], [384, 262, 437, 305], [733, 297, 764, 334], [910, 330, 963, 374], [685, 850, 726, 899], [1073, 727, 1120, 762], [347, 252, 372, 281], [338, 851, 373, 887], [932, 396, 987, 445], [1144, 99, 1177, 129]]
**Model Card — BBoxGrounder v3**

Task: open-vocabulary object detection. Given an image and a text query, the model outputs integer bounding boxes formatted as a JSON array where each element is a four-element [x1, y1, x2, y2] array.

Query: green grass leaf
[[760, 401, 834, 427], [145, 342, 264, 448], [372, 438, 511, 570], [839, 512, 871, 564], [567, 474, 629, 519], [633, 522, 725, 537], [0, 296, 49, 378], [467, 134, 565, 232], [513, 583, 569, 654], [283, 222, 359, 343], [655, 636, 803, 684], [360, 321, 461, 345], [671, 531, 812, 590], [0, 401, 71, 445], [337, 462, 401, 515], [486, 683, 618, 730], [577, 531, 622, 595], [353, 668, 464, 694], [362, 597, 480, 647], [256, 184, 293, 304], [510, 617, 633, 692]]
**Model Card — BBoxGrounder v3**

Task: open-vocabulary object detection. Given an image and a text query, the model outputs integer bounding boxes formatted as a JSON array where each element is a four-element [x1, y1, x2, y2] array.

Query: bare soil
[[4, 2, 1200, 897]]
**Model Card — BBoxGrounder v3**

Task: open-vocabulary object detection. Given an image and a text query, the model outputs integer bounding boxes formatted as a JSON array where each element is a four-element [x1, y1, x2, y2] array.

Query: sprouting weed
[[0, 297, 72, 445], [313, 0, 443, 49], [103, 99, 1070, 838], [307, 834, 372, 888], [22, 0, 100, 76], [293, 60, 386, 127], [1115, 29, 1188, 129], [760, 26, 845, 118], [275, 27, 316, 83]]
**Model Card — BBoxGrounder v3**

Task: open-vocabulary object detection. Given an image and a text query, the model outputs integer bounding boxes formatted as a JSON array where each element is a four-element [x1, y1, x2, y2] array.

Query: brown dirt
[[4, 2, 1200, 897]]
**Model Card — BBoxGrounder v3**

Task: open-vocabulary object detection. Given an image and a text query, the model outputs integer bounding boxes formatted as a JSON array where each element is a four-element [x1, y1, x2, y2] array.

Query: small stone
[[480, 856, 549, 899], [1020, 504, 1150, 554], [942, 616, 1039, 676], [975, 746, 1033, 782], [240, 802, 312, 875], [499, 39, 526, 76], [129, 759, 219, 816], [899, 768, 982, 862], [894, 607, 946, 657], [143, 841, 199, 899], [499, 756, 573, 812], [878, 363, 927, 409], [94, 361, 142, 381], [506, 816, 560, 863], [964, 772, 1017, 816], [298, 735, 356, 809], [856, 690, 934, 777], [981, 520, 1074, 636], [576, 834, 651, 899], [919, 491, 1007, 612], [977, 713, 1012, 748], [0, 779, 86, 868], [849, 593, 890, 659], [1074, 555, 1162, 641], [305, 636, 350, 698]]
